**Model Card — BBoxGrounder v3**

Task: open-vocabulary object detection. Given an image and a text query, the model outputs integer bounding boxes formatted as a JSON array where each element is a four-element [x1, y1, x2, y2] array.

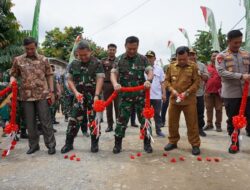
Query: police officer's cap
[[145, 50, 156, 57]]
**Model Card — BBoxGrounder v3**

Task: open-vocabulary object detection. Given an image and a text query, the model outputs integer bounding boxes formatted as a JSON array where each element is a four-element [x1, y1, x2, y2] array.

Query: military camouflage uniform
[[112, 54, 152, 137], [63, 57, 105, 148], [60, 74, 73, 118], [50, 74, 59, 123]]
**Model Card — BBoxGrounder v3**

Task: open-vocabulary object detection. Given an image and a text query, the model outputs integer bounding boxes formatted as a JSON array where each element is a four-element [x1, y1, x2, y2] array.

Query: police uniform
[[216, 49, 250, 152], [101, 57, 119, 132], [61, 57, 105, 153], [165, 61, 201, 147], [112, 53, 153, 154]]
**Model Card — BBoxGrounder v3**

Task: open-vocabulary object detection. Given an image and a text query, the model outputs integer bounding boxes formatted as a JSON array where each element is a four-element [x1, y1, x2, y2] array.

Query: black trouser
[[151, 99, 163, 134], [161, 90, 171, 125], [103, 82, 119, 127], [196, 96, 205, 130], [223, 97, 250, 136], [22, 100, 56, 149]]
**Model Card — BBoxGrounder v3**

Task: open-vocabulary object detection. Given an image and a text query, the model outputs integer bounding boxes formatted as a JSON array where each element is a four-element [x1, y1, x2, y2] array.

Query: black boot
[[20, 129, 28, 139], [91, 136, 99, 153], [144, 137, 153, 153], [113, 136, 122, 154], [27, 145, 40, 154], [61, 135, 74, 154], [105, 126, 113, 133]]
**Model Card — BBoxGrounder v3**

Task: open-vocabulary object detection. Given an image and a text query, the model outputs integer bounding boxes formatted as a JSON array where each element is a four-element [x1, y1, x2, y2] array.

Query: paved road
[[0, 111, 250, 190]]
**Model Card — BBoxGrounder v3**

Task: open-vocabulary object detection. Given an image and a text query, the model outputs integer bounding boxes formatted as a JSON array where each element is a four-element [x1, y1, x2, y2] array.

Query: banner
[[167, 41, 176, 56], [178, 28, 191, 48], [200, 6, 220, 51], [31, 0, 41, 42], [244, 0, 250, 51]]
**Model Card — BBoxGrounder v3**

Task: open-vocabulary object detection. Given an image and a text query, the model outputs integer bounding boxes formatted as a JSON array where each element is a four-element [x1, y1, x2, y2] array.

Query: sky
[[12, 0, 246, 64]]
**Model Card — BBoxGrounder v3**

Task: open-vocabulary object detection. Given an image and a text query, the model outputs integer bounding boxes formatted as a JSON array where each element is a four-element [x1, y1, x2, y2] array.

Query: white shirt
[[148, 63, 165, 100]]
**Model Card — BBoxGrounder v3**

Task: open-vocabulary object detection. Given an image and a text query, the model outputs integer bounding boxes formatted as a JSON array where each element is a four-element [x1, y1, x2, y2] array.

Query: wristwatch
[[95, 94, 101, 99]]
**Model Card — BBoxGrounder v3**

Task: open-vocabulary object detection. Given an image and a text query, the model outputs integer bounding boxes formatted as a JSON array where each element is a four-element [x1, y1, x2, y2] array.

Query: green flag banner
[[244, 0, 250, 51], [178, 28, 191, 48], [167, 41, 176, 56], [31, 0, 41, 42], [69, 35, 83, 63], [200, 6, 220, 51]]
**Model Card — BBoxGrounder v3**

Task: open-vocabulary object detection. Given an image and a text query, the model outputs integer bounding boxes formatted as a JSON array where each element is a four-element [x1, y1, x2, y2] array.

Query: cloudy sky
[[12, 0, 246, 63]]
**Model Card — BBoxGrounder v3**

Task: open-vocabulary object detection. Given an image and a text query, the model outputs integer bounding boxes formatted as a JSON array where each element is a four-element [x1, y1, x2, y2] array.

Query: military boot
[[144, 137, 153, 153], [61, 135, 74, 154], [113, 136, 122, 154], [20, 128, 28, 139], [91, 136, 99, 153]]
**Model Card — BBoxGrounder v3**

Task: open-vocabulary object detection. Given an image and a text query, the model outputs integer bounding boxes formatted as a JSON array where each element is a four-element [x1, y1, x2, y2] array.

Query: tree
[[41, 27, 107, 62], [193, 28, 227, 64], [0, 0, 28, 70]]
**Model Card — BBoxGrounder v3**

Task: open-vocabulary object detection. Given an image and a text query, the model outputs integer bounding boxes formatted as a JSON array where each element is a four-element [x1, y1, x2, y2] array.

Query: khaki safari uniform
[[165, 61, 201, 147]]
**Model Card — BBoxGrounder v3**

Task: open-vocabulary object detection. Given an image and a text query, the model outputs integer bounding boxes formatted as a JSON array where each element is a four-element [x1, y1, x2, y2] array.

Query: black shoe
[[20, 132, 28, 139], [164, 143, 177, 151], [192, 146, 201, 155], [144, 137, 153, 153], [246, 131, 250, 137], [61, 144, 73, 154], [216, 127, 222, 132], [131, 124, 139, 128], [203, 125, 214, 131], [199, 130, 207, 137], [48, 147, 56, 155], [20, 129, 28, 139], [113, 136, 122, 154], [82, 132, 90, 137], [105, 126, 113, 132], [228, 144, 239, 154], [156, 131, 166, 138], [53, 121, 60, 125], [65, 117, 68, 122], [14, 135, 19, 141], [27, 146, 40, 154], [91, 136, 99, 153]]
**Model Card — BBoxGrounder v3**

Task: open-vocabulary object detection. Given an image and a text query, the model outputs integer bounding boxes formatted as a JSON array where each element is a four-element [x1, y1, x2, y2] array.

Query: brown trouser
[[204, 93, 223, 127], [103, 82, 119, 127], [168, 103, 200, 147], [22, 100, 56, 149]]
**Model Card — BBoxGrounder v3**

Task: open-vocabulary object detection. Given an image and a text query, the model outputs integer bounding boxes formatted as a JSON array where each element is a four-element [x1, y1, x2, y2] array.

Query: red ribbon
[[2, 82, 19, 158], [93, 85, 147, 113], [93, 85, 154, 141], [0, 86, 12, 97], [231, 81, 249, 151]]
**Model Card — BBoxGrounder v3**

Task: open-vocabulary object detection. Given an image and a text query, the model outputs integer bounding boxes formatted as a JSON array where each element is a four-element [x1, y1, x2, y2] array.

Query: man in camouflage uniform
[[61, 62, 90, 137], [61, 41, 104, 154], [111, 36, 153, 154], [50, 64, 60, 126], [60, 74, 73, 122], [216, 30, 250, 154]]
